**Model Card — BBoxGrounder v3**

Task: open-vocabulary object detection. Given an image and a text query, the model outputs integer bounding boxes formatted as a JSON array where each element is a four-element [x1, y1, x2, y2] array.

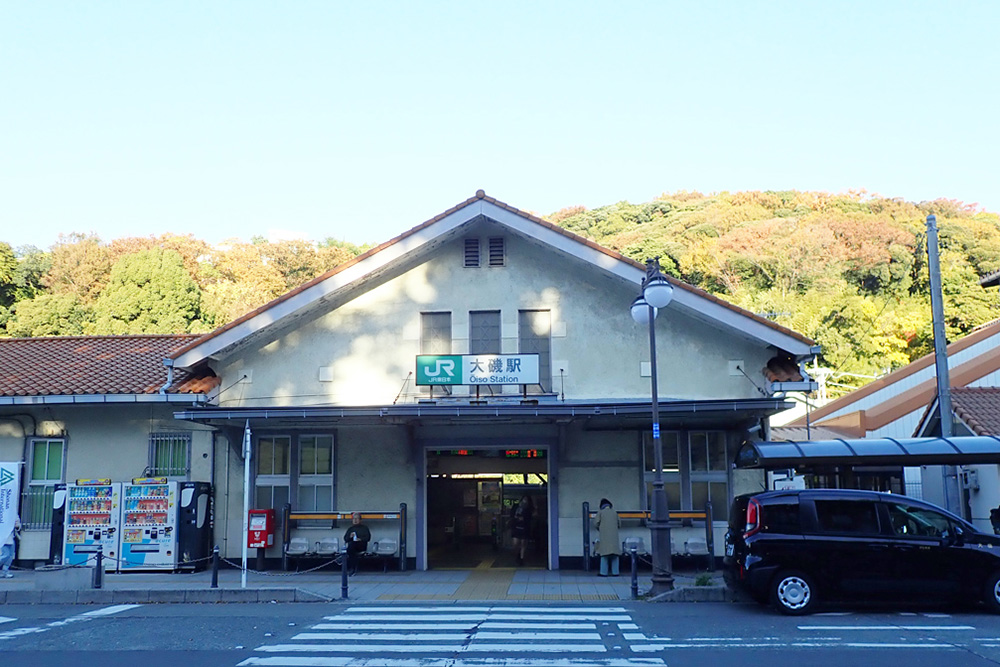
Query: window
[[30, 438, 63, 484], [470, 310, 500, 394], [690, 432, 727, 472], [642, 430, 730, 521], [642, 431, 681, 519], [518, 310, 551, 393], [421, 312, 452, 354], [255, 435, 291, 512], [421, 312, 452, 395], [761, 502, 800, 534], [149, 433, 191, 477], [488, 237, 505, 267], [24, 438, 64, 529], [470, 310, 500, 354], [886, 503, 952, 539], [464, 238, 481, 268], [814, 499, 880, 535], [254, 433, 336, 529], [298, 435, 334, 513]]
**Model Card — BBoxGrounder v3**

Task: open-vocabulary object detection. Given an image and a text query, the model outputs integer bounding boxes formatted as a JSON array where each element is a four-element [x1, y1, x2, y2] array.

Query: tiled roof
[[952, 387, 1000, 436], [0, 335, 218, 397]]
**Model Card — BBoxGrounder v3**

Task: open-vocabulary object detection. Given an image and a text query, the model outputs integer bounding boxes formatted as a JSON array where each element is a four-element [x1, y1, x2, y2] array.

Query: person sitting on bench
[[343, 512, 371, 575]]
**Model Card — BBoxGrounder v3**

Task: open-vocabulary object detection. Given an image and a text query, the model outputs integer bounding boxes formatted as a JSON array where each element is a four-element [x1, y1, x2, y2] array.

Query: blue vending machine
[[118, 478, 178, 571], [62, 480, 121, 571]]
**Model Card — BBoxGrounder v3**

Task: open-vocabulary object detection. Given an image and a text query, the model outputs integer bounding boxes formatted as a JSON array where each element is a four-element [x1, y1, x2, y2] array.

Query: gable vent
[[464, 238, 481, 267], [488, 237, 505, 267]]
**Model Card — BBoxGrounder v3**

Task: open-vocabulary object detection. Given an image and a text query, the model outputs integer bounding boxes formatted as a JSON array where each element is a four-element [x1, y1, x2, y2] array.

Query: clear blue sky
[[2, 2, 998, 251]]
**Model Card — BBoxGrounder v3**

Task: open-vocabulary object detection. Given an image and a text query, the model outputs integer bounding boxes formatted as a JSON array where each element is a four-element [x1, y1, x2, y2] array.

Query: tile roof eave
[[0, 393, 209, 406]]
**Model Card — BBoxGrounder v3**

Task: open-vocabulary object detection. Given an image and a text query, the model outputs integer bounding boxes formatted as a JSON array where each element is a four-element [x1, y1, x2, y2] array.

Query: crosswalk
[[238, 605, 665, 667]]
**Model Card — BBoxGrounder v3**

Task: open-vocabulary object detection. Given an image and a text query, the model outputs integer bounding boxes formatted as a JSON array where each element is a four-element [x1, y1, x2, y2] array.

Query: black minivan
[[724, 489, 1000, 614]]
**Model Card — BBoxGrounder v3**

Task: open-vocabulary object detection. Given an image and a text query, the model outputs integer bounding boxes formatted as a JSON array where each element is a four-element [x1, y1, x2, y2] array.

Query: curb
[[0, 588, 327, 605], [646, 585, 733, 603]]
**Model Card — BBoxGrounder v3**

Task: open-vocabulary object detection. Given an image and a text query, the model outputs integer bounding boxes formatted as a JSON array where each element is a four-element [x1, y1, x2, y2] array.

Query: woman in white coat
[[594, 498, 621, 576]]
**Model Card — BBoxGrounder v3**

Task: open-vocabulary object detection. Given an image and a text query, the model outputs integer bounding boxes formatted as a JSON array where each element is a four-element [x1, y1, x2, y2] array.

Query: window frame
[[148, 432, 191, 478], [28, 437, 65, 486], [252, 432, 336, 527]]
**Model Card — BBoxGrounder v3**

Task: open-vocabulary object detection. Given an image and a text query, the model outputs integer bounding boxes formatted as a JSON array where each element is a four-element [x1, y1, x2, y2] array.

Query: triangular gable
[[170, 190, 815, 369]]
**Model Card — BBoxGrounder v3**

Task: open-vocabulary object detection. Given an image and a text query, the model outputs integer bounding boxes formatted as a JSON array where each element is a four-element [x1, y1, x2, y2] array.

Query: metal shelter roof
[[735, 436, 1000, 468]]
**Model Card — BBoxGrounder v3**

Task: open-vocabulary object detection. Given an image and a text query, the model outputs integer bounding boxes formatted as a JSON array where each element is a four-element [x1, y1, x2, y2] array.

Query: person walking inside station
[[343, 512, 371, 576], [510, 495, 533, 566], [1, 513, 20, 578], [594, 498, 621, 576]]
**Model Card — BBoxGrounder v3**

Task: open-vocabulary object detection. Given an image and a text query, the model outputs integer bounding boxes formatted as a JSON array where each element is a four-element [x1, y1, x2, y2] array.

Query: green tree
[[90, 248, 203, 334], [5, 293, 93, 337]]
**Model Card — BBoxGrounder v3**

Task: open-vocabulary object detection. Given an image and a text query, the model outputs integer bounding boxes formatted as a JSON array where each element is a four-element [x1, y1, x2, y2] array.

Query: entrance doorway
[[426, 448, 548, 569]]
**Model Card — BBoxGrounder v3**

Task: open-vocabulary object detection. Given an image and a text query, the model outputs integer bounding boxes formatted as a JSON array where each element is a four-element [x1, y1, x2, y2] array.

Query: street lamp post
[[630, 257, 675, 596]]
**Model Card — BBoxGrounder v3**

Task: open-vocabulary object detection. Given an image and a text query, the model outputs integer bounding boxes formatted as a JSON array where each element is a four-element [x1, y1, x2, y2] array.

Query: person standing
[[1, 514, 20, 578], [343, 512, 371, 576], [594, 498, 621, 576], [510, 495, 533, 566]]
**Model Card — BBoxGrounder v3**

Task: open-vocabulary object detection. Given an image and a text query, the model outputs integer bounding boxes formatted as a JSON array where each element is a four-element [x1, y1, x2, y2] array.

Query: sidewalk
[[0, 563, 731, 605]]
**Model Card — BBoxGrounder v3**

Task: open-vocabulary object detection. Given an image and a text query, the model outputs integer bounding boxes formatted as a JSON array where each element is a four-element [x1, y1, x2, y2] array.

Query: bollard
[[210, 546, 220, 589], [630, 546, 638, 600], [341, 544, 349, 599], [93, 546, 104, 589]]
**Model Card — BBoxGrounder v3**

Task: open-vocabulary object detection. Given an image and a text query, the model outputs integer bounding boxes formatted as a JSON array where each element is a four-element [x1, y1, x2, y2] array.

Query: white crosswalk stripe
[[238, 605, 664, 667]]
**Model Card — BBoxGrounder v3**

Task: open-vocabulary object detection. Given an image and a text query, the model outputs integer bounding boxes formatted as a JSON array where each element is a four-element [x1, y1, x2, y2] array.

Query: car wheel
[[984, 572, 1000, 613], [771, 570, 816, 615]]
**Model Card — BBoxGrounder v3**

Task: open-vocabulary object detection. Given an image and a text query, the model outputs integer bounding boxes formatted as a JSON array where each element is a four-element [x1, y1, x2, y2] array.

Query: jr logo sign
[[416, 355, 462, 385]]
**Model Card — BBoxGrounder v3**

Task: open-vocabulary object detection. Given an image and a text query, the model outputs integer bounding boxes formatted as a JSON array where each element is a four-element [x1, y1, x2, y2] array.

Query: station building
[[0, 192, 818, 570]]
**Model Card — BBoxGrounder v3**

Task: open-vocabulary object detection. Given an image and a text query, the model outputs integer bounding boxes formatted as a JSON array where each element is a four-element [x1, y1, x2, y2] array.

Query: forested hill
[[2, 190, 999, 397], [552, 191, 1000, 394]]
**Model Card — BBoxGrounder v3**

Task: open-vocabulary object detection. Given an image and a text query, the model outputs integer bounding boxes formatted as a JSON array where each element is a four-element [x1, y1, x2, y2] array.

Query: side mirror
[[947, 524, 965, 546]]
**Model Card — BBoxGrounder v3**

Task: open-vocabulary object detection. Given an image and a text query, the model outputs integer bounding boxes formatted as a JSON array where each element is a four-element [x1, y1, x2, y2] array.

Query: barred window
[[149, 433, 191, 477]]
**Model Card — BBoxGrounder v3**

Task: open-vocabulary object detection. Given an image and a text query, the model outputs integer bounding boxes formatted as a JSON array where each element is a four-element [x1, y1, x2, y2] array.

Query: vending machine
[[63, 479, 121, 572], [176, 481, 212, 571], [118, 478, 178, 571]]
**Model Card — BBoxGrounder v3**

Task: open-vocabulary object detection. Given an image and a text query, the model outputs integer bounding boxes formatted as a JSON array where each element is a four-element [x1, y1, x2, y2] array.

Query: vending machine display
[[118, 478, 178, 571], [62, 480, 121, 572]]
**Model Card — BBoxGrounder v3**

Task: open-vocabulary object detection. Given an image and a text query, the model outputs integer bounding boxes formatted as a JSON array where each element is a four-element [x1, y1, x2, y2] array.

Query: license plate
[[725, 543, 734, 557]]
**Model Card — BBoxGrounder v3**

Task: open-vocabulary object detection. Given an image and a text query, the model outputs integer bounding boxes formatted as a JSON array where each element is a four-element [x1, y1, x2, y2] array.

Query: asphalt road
[[4, 600, 1000, 666]]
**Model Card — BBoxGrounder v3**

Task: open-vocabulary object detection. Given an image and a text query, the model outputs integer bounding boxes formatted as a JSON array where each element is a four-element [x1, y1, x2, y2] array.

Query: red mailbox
[[247, 509, 275, 548]]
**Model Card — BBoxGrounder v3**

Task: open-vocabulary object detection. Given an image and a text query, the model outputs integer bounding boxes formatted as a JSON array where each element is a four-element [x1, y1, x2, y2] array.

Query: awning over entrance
[[735, 436, 1000, 468], [174, 397, 792, 430]]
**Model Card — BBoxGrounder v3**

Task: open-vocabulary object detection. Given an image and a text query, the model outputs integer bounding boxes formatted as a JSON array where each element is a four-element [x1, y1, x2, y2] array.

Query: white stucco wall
[[0, 403, 215, 562], [214, 229, 779, 408]]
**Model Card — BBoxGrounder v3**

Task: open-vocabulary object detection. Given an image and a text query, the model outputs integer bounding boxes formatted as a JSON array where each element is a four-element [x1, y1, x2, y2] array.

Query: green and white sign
[[416, 354, 539, 386], [0, 462, 20, 545]]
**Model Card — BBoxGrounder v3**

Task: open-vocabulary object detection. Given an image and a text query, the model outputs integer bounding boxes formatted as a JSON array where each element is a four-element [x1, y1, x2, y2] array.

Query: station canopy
[[735, 436, 1000, 469]]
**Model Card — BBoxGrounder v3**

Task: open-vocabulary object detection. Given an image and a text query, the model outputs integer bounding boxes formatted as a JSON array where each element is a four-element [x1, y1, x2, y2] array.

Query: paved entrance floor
[[0, 563, 712, 603]]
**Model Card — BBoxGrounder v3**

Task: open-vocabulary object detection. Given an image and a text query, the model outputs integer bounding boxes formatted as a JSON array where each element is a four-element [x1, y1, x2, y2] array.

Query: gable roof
[[915, 386, 1000, 437], [788, 319, 1000, 434], [170, 190, 816, 369], [0, 335, 218, 400]]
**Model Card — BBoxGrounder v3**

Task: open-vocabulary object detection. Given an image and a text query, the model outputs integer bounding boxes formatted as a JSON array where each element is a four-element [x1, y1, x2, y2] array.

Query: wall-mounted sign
[[416, 354, 539, 386]]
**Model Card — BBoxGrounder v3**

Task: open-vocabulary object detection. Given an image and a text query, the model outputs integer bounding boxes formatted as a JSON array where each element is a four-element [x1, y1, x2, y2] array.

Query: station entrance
[[426, 448, 548, 569]]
